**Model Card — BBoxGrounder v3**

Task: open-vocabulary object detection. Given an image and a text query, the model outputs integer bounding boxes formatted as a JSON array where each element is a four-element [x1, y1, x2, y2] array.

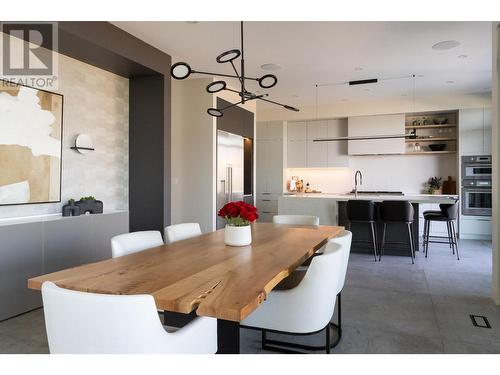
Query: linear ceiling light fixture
[[170, 21, 299, 117], [314, 134, 410, 142], [313, 74, 419, 142]]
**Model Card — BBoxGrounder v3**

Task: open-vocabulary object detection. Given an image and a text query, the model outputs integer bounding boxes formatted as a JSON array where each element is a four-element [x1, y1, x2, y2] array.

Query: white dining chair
[[272, 215, 320, 226], [241, 234, 346, 354], [266, 230, 352, 352], [41, 281, 217, 354], [111, 231, 164, 258], [164, 223, 202, 244]]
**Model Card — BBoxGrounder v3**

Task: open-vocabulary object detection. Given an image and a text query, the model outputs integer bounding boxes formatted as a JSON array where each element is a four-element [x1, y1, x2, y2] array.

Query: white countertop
[[280, 193, 458, 204]]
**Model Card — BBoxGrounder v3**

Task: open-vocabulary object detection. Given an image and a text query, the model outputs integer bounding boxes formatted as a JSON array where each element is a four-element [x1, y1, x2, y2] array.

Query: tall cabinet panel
[[286, 121, 307, 168], [459, 108, 485, 155], [256, 121, 284, 222]]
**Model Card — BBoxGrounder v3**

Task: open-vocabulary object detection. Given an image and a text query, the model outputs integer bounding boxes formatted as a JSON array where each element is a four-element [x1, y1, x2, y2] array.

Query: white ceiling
[[113, 21, 492, 110]]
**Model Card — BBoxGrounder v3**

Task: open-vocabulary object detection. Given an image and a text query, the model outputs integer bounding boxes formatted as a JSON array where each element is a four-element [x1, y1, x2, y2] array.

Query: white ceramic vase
[[224, 224, 252, 246]]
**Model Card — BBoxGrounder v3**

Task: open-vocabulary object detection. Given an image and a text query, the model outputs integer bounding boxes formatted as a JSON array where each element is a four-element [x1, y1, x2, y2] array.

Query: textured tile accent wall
[[0, 54, 129, 219]]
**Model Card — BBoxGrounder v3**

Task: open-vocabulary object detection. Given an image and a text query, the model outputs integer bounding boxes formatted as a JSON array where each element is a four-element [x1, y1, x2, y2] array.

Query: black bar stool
[[423, 202, 459, 260], [379, 200, 415, 264], [346, 200, 378, 261]]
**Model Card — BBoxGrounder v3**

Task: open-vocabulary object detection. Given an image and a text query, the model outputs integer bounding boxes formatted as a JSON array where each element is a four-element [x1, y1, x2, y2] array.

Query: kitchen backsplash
[[287, 154, 457, 194]]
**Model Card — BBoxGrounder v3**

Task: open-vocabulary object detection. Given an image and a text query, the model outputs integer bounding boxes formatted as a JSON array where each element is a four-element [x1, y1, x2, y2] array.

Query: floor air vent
[[470, 314, 491, 329]]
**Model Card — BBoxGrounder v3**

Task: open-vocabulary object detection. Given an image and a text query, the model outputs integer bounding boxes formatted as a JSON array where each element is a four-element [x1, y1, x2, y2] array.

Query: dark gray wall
[[217, 98, 254, 139], [129, 75, 166, 232]]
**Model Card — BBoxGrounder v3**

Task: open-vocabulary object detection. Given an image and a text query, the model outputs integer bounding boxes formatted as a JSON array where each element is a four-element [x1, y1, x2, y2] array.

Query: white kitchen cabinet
[[278, 196, 338, 225], [306, 120, 328, 167], [287, 140, 307, 168], [267, 140, 284, 193], [348, 114, 405, 155], [306, 140, 328, 167], [483, 108, 491, 155], [257, 121, 283, 140], [256, 121, 284, 223], [287, 121, 307, 140], [460, 216, 491, 240], [460, 108, 491, 156], [256, 140, 268, 194], [327, 118, 349, 167], [256, 139, 283, 193]]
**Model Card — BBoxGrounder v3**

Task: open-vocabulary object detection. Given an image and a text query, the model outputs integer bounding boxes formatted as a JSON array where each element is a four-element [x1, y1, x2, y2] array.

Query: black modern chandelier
[[170, 21, 299, 117]]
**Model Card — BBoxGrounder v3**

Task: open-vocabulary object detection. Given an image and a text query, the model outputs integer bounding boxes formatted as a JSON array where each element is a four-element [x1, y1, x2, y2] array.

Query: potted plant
[[218, 201, 259, 246], [426, 176, 443, 195], [76, 196, 103, 214]]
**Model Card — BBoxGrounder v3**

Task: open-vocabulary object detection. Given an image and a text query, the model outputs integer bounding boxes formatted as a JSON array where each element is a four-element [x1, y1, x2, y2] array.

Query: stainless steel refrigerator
[[217, 130, 245, 229]]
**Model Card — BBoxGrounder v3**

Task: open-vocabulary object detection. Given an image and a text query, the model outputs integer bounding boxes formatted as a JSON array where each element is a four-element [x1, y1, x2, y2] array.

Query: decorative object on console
[[0, 80, 63, 206], [425, 176, 443, 195], [70, 134, 95, 154], [62, 198, 81, 217], [170, 22, 299, 117], [218, 201, 258, 246], [75, 196, 103, 214]]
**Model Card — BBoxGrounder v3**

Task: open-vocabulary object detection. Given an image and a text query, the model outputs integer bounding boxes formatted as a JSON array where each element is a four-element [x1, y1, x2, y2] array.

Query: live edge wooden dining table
[[28, 222, 343, 354]]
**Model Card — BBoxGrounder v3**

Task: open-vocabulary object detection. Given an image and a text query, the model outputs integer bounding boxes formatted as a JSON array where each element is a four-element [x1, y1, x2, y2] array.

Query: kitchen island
[[278, 193, 458, 256]]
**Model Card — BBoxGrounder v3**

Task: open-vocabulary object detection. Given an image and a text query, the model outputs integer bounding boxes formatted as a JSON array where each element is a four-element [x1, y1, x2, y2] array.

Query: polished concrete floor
[[1, 239, 498, 354]]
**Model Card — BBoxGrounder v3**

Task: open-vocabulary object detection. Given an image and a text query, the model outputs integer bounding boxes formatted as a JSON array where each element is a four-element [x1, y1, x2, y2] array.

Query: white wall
[[171, 78, 215, 232], [0, 52, 129, 219], [171, 79, 257, 232]]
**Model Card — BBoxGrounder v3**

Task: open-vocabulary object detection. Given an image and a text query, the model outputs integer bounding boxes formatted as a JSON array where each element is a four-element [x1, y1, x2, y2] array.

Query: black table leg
[[217, 319, 240, 354]]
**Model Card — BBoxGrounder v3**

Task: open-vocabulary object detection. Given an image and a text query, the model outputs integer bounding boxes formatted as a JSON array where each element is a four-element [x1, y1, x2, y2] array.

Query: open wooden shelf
[[405, 124, 457, 129], [405, 151, 456, 155], [405, 138, 456, 142]]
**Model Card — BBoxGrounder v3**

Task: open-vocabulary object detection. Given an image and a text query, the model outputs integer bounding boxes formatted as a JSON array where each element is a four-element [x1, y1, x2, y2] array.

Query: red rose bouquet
[[218, 201, 259, 226]]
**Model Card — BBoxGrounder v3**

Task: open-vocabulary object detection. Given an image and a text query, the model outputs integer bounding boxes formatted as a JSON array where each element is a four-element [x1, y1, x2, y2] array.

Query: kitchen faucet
[[354, 170, 363, 198]]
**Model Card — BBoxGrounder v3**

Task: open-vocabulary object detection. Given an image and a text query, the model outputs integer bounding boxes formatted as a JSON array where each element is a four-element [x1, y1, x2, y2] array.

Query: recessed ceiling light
[[432, 40, 460, 50], [354, 67, 363, 71], [260, 63, 282, 71], [446, 80, 455, 84], [458, 54, 468, 59]]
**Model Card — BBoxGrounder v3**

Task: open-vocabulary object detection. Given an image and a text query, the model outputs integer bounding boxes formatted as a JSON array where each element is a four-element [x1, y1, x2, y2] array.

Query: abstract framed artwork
[[0, 80, 63, 205]]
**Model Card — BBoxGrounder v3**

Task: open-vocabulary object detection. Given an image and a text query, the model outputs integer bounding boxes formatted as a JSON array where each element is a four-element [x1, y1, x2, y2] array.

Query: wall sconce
[[71, 134, 94, 154]]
